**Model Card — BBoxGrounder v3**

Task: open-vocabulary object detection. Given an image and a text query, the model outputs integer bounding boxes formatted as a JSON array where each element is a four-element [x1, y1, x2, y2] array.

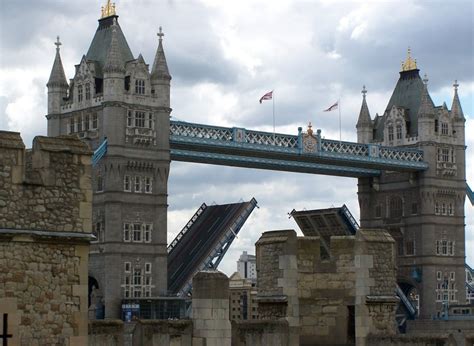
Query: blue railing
[[169, 120, 428, 171], [92, 138, 108, 166], [467, 183, 474, 206]]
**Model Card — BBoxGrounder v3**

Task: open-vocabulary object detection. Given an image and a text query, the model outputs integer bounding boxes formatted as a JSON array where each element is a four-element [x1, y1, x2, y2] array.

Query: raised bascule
[[45, 2, 471, 322]]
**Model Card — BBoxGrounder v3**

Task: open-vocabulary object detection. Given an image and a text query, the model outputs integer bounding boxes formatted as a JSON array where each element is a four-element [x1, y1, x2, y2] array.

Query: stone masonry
[[255, 228, 398, 346], [0, 131, 92, 345]]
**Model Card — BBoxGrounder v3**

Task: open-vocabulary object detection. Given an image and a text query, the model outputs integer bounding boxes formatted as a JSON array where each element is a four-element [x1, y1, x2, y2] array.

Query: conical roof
[[47, 37, 68, 88], [356, 86, 371, 128], [417, 81, 435, 118], [86, 15, 133, 74], [451, 81, 465, 120], [151, 28, 171, 80], [103, 19, 125, 73]]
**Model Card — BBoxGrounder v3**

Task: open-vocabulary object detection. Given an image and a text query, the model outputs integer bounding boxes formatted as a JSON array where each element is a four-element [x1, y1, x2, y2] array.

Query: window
[[396, 124, 402, 139], [124, 262, 131, 273], [441, 122, 448, 135], [411, 202, 418, 215], [450, 272, 455, 281], [436, 240, 454, 256], [145, 276, 152, 285], [389, 196, 403, 218], [135, 79, 145, 94], [438, 148, 452, 162], [435, 202, 440, 215], [78, 85, 83, 102], [375, 204, 382, 218], [133, 223, 142, 242], [124, 175, 131, 192], [77, 115, 83, 132], [85, 83, 91, 100], [441, 203, 446, 215], [123, 223, 130, 242], [144, 177, 152, 193], [127, 111, 133, 127], [134, 176, 141, 193], [69, 119, 74, 134], [133, 268, 142, 285], [85, 114, 90, 131], [92, 221, 103, 243], [92, 114, 98, 129], [437, 271, 442, 280], [448, 203, 454, 216], [144, 224, 152, 243], [405, 240, 415, 255], [145, 263, 152, 274], [435, 119, 439, 133], [97, 172, 103, 192], [388, 126, 394, 141], [135, 111, 146, 128], [147, 113, 154, 129]]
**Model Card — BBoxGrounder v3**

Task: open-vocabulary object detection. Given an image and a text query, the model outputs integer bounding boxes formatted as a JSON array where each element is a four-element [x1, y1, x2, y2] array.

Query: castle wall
[[255, 228, 398, 346], [0, 131, 92, 345]]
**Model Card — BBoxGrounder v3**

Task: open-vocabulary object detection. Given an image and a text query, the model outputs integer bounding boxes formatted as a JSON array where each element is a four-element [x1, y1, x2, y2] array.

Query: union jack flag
[[323, 101, 338, 112], [259, 90, 273, 104]]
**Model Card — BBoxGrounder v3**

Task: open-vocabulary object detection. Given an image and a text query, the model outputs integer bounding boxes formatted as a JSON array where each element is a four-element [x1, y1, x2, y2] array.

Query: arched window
[[78, 85, 83, 102], [388, 126, 394, 141], [396, 124, 402, 139], [389, 196, 403, 218]]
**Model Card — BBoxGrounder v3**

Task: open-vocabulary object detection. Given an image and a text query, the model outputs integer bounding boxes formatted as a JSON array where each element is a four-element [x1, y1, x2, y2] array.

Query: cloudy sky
[[1, 0, 473, 275]]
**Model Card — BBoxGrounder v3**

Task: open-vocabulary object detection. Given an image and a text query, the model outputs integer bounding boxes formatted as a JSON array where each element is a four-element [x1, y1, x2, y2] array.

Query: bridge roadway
[[169, 120, 428, 178], [168, 201, 254, 295]]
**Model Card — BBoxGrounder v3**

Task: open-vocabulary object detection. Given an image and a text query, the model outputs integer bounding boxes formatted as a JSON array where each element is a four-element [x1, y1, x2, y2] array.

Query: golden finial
[[101, 0, 116, 18], [307, 122, 313, 136], [401, 47, 417, 72]]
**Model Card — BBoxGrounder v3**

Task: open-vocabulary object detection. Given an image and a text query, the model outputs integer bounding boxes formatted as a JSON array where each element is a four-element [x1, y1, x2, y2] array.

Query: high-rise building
[[229, 272, 259, 321], [46, 2, 171, 318], [237, 251, 257, 281]]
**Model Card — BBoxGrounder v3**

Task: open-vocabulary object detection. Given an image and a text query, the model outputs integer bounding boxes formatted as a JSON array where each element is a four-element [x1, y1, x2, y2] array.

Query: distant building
[[237, 251, 257, 281], [229, 272, 259, 321]]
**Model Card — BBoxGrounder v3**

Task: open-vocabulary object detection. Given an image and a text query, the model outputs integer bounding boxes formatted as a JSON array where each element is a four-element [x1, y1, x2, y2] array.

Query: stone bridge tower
[[46, 3, 171, 317], [356, 50, 467, 318]]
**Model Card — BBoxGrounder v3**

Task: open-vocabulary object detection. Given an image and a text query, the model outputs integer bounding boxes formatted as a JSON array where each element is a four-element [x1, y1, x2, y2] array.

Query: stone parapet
[[232, 320, 290, 346], [0, 132, 92, 345], [133, 320, 192, 345], [89, 319, 124, 345]]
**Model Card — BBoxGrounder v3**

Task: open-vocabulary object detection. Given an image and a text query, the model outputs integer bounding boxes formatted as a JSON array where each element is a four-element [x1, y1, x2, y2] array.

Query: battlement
[[0, 131, 93, 233]]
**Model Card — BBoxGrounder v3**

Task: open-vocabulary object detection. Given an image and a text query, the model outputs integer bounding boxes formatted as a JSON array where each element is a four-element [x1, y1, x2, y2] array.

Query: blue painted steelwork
[[168, 203, 207, 254], [92, 138, 108, 166], [467, 183, 474, 206], [396, 284, 417, 318], [340, 204, 359, 234], [170, 120, 428, 176], [170, 148, 380, 177], [178, 198, 258, 297]]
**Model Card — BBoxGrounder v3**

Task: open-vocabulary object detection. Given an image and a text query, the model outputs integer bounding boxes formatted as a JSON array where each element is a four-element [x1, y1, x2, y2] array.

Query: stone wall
[[89, 320, 124, 346], [0, 131, 92, 345], [132, 320, 192, 345], [255, 228, 398, 346], [231, 320, 289, 346]]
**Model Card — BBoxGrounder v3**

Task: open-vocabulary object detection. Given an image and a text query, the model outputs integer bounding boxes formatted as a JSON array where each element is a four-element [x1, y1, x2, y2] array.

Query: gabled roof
[[86, 15, 134, 72]]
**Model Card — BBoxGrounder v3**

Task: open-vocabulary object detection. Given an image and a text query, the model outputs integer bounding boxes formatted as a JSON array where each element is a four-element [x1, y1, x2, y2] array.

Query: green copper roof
[[86, 16, 134, 72]]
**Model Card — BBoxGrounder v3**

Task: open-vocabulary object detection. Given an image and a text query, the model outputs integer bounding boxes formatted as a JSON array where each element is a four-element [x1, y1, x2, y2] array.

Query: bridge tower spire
[[356, 85, 372, 144]]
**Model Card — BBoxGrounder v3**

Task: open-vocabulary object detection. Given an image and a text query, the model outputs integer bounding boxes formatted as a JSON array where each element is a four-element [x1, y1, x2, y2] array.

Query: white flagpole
[[273, 90, 276, 144], [338, 98, 342, 143]]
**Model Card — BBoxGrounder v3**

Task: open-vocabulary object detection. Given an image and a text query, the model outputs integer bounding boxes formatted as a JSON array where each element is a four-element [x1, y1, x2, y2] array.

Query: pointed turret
[[151, 27, 171, 81], [417, 74, 435, 118], [47, 36, 69, 124], [151, 27, 171, 108], [104, 19, 125, 74], [417, 75, 436, 141], [356, 86, 372, 144], [47, 36, 69, 88], [451, 80, 465, 120]]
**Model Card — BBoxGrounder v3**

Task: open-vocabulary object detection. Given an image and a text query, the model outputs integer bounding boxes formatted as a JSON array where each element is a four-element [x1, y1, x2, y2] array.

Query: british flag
[[259, 90, 273, 104]]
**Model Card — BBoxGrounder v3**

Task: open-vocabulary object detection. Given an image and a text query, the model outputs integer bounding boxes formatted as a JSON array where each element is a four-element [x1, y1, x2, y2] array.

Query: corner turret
[[151, 27, 171, 108], [417, 75, 436, 141], [356, 86, 372, 144], [451, 81, 465, 145], [103, 19, 125, 99]]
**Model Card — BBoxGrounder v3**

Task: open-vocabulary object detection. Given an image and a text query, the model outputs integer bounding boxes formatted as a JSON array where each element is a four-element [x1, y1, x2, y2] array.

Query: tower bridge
[[46, 4, 470, 320]]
